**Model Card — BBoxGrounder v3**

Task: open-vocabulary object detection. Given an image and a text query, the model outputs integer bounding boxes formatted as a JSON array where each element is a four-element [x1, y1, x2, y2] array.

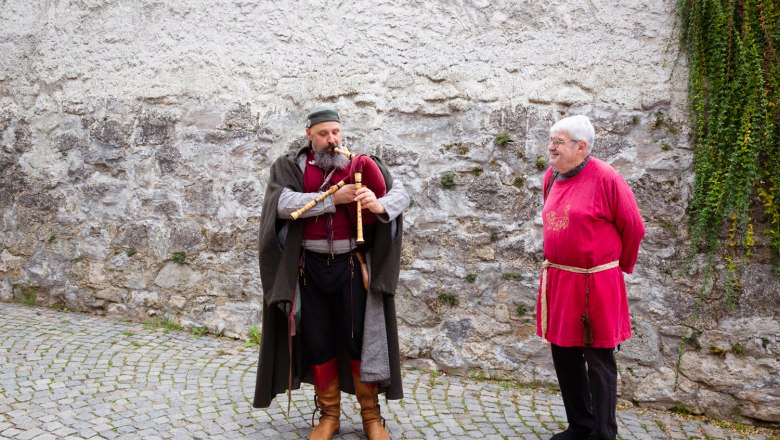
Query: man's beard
[[313, 145, 350, 170]]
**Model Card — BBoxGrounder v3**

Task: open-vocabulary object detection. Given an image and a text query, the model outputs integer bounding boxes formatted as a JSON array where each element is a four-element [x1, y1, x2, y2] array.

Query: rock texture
[[1, 0, 777, 425]]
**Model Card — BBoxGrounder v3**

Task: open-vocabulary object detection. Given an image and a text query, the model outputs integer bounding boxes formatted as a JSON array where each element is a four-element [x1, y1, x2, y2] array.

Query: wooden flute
[[332, 147, 356, 159], [338, 147, 367, 243], [354, 170, 364, 244], [289, 180, 346, 220]]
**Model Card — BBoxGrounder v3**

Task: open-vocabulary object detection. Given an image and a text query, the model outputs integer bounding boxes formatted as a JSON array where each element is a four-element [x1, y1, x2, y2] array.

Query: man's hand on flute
[[355, 186, 386, 214], [332, 184, 357, 205], [331, 185, 385, 214]]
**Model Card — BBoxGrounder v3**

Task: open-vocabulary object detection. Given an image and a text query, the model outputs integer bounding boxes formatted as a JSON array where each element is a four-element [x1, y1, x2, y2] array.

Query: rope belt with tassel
[[540, 259, 619, 346]]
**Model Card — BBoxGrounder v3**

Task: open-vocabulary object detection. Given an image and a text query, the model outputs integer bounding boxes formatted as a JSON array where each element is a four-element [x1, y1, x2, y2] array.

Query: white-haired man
[[537, 115, 645, 440]]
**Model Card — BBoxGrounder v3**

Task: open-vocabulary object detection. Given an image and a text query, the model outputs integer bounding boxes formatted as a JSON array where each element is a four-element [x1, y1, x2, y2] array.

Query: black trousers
[[551, 344, 618, 440], [299, 250, 367, 366]]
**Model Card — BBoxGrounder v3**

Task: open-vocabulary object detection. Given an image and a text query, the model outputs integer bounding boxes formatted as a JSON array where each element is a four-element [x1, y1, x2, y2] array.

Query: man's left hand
[[355, 187, 386, 214]]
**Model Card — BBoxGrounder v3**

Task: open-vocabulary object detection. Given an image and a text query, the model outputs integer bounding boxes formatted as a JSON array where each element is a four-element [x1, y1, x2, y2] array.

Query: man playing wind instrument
[[253, 106, 409, 440], [537, 115, 645, 440]]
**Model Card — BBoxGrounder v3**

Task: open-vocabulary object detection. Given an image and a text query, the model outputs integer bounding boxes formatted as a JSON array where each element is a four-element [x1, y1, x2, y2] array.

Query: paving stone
[[15, 428, 46, 440], [1, 428, 23, 438]]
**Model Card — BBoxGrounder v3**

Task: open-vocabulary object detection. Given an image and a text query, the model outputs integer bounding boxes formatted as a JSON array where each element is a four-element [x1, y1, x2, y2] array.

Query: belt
[[304, 249, 352, 258], [540, 259, 619, 340]]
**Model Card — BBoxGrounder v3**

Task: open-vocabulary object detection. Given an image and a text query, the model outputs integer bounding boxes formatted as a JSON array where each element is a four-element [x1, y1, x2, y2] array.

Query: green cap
[[306, 106, 340, 128]]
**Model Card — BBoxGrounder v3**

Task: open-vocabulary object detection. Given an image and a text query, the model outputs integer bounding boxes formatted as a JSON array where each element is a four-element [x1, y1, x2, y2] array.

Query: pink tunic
[[537, 158, 645, 348]]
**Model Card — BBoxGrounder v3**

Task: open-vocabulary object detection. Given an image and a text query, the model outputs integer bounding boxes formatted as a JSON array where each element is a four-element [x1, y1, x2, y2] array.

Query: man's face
[[306, 121, 342, 152], [547, 130, 588, 173]]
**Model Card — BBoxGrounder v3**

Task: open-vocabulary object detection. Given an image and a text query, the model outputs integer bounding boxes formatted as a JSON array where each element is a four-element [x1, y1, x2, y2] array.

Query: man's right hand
[[332, 184, 357, 205]]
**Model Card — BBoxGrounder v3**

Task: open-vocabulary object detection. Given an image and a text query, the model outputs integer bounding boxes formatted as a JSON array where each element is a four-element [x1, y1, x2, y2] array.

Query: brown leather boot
[[350, 360, 390, 440], [310, 358, 340, 440]]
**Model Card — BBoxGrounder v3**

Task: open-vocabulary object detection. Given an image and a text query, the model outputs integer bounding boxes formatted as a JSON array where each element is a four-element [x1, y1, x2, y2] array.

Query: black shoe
[[550, 428, 590, 440], [550, 432, 573, 440], [585, 434, 616, 440]]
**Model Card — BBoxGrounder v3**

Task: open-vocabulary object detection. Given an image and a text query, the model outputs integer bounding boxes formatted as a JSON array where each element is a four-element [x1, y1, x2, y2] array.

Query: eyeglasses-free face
[[307, 121, 342, 151]]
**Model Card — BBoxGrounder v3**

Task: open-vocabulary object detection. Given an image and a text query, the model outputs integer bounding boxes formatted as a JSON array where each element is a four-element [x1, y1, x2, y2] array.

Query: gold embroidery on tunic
[[545, 204, 570, 231]]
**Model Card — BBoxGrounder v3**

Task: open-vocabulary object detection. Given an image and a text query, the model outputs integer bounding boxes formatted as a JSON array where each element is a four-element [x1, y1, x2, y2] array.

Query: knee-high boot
[[310, 358, 340, 440], [350, 360, 390, 440]]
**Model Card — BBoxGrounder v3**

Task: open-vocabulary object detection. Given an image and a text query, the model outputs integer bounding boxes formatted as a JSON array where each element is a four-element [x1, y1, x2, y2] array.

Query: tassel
[[581, 314, 593, 346], [581, 273, 593, 346]]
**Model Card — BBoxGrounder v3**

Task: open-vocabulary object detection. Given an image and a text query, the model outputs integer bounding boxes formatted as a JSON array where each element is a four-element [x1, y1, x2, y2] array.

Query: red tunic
[[537, 158, 645, 348]]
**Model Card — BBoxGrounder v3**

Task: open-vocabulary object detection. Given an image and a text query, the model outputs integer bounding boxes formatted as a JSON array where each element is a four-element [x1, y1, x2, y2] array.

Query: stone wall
[[1, 0, 777, 425]]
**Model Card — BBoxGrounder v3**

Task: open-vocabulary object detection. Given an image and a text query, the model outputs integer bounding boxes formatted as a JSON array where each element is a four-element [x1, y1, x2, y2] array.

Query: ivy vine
[[680, 1, 780, 279]]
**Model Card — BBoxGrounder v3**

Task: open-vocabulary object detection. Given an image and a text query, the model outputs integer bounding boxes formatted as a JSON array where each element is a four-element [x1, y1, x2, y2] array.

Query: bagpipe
[[289, 146, 387, 245]]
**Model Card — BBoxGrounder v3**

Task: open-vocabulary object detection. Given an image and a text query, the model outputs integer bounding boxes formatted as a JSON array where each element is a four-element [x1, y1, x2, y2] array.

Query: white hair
[[550, 115, 595, 153]]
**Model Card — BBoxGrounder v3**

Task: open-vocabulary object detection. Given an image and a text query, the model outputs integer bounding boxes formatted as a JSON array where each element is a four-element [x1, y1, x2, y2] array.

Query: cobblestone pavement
[[1, 303, 778, 440]]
